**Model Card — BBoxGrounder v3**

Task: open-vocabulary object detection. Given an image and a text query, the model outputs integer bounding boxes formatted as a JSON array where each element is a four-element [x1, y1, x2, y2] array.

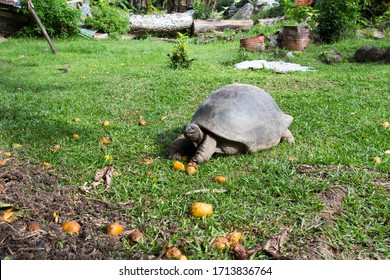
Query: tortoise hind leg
[[191, 134, 217, 164], [281, 129, 295, 144]]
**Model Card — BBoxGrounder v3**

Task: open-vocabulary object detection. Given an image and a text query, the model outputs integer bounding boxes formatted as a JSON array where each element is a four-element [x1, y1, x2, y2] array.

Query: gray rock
[[354, 46, 384, 62], [319, 50, 343, 64], [231, 3, 255, 19]]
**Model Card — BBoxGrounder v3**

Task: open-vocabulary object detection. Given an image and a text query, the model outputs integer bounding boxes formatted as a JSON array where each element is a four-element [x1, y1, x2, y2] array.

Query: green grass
[[0, 34, 389, 260]]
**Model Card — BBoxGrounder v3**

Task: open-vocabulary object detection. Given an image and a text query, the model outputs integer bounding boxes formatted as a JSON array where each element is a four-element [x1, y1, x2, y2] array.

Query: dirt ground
[[1, 157, 387, 260], [0, 157, 139, 260]]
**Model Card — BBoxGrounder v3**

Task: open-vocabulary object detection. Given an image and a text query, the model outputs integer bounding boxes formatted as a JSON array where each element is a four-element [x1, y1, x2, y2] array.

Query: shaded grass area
[[0, 36, 389, 259]]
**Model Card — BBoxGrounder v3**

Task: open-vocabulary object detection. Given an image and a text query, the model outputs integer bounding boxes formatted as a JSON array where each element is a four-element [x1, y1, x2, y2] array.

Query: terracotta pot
[[294, 0, 313, 6], [240, 36, 265, 52], [281, 25, 310, 51]]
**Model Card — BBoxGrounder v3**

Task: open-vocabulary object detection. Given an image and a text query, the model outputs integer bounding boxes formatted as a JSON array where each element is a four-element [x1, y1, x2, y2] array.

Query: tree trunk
[[129, 12, 194, 34], [192, 19, 253, 35]]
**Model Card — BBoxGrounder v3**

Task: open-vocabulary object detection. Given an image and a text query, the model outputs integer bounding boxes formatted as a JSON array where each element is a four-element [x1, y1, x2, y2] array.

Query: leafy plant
[[277, 0, 317, 27], [314, 0, 361, 43], [193, 0, 213, 20], [17, 0, 81, 38], [167, 33, 195, 69], [85, 0, 130, 37]]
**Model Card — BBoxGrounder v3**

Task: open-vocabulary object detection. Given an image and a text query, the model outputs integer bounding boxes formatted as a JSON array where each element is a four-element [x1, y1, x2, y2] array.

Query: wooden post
[[27, 0, 57, 54]]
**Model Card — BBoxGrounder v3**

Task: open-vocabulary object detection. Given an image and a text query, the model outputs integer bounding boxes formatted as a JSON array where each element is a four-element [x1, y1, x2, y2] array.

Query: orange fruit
[[71, 133, 79, 139], [172, 161, 185, 171], [107, 222, 124, 235], [213, 176, 226, 183], [62, 221, 81, 235], [190, 202, 213, 217]]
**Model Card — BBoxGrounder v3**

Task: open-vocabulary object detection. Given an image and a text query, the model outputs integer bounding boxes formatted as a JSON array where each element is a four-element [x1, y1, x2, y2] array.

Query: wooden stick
[[27, 0, 57, 54]]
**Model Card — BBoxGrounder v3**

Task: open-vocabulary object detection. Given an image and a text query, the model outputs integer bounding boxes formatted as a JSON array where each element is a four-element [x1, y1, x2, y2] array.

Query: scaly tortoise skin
[[168, 84, 294, 163]]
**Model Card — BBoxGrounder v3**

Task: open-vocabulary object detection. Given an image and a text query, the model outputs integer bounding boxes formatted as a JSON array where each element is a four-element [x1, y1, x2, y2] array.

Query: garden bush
[[18, 0, 81, 38], [85, 0, 130, 37]]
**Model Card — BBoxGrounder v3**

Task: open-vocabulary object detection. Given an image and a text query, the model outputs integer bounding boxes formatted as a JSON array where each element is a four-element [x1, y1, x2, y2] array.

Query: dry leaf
[[138, 157, 154, 165], [0, 160, 7, 167], [138, 119, 148, 126], [1, 209, 21, 223]]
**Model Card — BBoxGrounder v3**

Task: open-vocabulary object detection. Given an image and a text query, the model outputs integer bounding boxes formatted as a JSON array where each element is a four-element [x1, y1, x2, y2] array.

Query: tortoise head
[[184, 124, 204, 145]]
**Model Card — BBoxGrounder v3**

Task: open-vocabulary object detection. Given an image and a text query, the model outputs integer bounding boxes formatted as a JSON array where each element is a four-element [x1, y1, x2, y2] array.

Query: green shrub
[[18, 0, 81, 38], [167, 33, 195, 69], [193, 0, 213, 20], [85, 0, 130, 37], [315, 0, 360, 43]]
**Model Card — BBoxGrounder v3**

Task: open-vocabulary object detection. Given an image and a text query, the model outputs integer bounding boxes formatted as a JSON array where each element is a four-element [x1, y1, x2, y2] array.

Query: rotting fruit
[[165, 247, 183, 260]]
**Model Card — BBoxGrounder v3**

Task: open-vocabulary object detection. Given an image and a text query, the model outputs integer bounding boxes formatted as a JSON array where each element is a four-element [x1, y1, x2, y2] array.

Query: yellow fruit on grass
[[225, 231, 244, 245], [213, 176, 226, 183], [102, 120, 110, 126], [190, 202, 213, 217], [172, 161, 185, 171], [381, 121, 389, 128], [373, 157, 381, 165], [107, 222, 124, 235], [4, 152, 12, 157], [178, 255, 188, 260], [186, 166, 197, 175], [62, 221, 81, 235], [72, 133, 79, 139], [72, 117, 80, 122]]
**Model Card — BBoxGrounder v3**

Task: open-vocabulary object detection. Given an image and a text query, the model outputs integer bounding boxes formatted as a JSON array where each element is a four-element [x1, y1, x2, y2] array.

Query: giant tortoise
[[168, 84, 294, 163]]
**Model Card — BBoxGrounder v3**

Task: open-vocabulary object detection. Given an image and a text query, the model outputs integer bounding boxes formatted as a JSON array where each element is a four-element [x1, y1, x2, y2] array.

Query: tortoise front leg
[[168, 134, 196, 160], [191, 134, 218, 164]]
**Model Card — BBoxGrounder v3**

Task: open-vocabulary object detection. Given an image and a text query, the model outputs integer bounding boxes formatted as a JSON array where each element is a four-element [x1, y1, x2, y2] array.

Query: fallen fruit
[[213, 176, 226, 183], [165, 247, 182, 260], [178, 255, 188, 260], [26, 221, 41, 231], [373, 157, 381, 165], [71, 133, 79, 139], [72, 117, 80, 122], [211, 237, 230, 251], [102, 120, 110, 126], [128, 230, 144, 245], [225, 231, 244, 245], [381, 121, 390, 128], [62, 221, 81, 235], [0, 160, 7, 167], [50, 145, 61, 152], [107, 222, 123, 235], [186, 166, 197, 175], [190, 202, 213, 217], [42, 162, 52, 169], [3, 152, 12, 157], [173, 161, 185, 171], [99, 137, 112, 145]]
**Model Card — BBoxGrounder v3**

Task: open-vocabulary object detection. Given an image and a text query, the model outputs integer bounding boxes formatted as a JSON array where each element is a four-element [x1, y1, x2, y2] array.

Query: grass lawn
[[0, 32, 389, 260]]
